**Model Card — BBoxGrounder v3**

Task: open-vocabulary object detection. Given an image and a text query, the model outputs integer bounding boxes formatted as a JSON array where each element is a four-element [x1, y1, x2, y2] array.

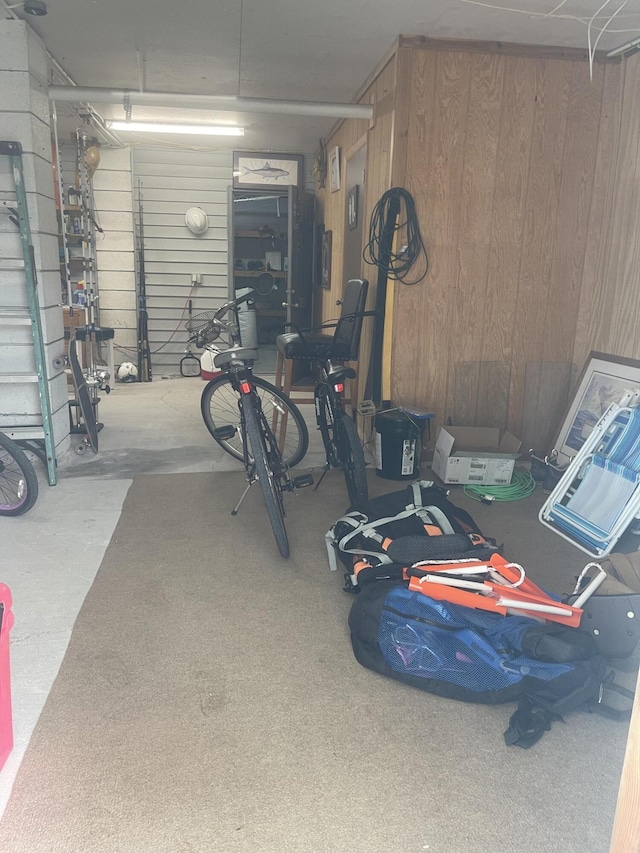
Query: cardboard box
[[432, 426, 521, 485]]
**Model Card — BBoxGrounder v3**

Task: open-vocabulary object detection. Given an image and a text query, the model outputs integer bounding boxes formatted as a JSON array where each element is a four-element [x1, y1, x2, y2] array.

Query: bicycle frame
[[226, 363, 289, 483], [187, 291, 313, 554], [313, 359, 368, 505]]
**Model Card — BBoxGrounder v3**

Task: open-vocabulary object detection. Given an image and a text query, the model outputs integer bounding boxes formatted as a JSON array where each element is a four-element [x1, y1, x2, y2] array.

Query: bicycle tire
[[0, 431, 39, 516], [336, 414, 368, 506], [315, 383, 340, 468], [201, 374, 309, 468], [241, 393, 290, 558]]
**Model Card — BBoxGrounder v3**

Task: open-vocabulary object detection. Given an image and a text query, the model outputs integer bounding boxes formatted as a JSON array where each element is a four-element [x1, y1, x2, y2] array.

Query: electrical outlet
[[192, 273, 203, 286]]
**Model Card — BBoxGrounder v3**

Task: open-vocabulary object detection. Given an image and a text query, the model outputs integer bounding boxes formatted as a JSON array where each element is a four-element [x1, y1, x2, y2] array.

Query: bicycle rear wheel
[[201, 375, 308, 468], [241, 393, 290, 558], [336, 414, 368, 506], [0, 432, 39, 516]]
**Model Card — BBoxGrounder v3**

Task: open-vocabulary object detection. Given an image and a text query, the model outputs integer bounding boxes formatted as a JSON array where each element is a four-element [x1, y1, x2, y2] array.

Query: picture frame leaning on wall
[[553, 351, 640, 463]]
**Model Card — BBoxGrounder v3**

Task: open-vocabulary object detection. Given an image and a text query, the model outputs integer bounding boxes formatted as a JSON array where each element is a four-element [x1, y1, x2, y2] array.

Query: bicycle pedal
[[358, 400, 377, 416], [213, 425, 236, 441], [292, 473, 314, 488]]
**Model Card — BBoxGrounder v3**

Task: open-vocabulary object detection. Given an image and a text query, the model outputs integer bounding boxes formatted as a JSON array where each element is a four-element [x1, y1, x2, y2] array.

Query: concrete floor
[[0, 371, 337, 817]]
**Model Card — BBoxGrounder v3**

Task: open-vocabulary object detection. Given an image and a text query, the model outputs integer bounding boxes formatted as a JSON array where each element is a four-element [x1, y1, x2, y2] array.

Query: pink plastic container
[[0, 584, 14, 772]]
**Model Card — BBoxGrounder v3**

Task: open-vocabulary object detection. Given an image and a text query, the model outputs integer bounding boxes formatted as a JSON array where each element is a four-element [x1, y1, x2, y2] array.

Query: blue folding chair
[[539, 390, 640, 557]]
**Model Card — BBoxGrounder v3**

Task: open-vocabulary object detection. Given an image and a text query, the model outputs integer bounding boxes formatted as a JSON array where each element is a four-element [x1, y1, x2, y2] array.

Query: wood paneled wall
[[321, 39, 640, 452], [573, 55, 640, 369], [315, 50, 397, 396]]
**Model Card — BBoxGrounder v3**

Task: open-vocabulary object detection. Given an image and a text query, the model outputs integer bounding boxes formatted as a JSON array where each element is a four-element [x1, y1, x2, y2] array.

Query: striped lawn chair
[[539, 392, 640, 557]]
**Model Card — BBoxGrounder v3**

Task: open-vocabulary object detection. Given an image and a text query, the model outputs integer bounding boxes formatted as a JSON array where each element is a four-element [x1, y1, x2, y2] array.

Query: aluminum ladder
[[0, 140, 57, 486]]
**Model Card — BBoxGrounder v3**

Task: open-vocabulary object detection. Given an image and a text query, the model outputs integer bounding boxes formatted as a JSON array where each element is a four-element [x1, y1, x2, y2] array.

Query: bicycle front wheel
[[336, 414, 368, 507], [201, 375, 309, 468], [241, 393, 290, 558], [315, 383, 340, 468], [0, 432, 39, 516]]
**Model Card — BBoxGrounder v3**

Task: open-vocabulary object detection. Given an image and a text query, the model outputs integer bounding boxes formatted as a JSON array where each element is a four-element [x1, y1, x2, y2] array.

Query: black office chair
[[274, 278, 369, 407]]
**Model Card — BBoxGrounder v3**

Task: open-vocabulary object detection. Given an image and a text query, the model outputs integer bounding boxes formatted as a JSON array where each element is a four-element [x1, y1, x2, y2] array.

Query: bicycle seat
[[214, 347, 259, 369], [327, 365, 356, 383]]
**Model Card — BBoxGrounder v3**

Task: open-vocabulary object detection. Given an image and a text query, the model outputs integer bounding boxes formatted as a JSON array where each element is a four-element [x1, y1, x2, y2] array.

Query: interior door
[[230, 189, 289, 353], [286, 186, 313, 331]]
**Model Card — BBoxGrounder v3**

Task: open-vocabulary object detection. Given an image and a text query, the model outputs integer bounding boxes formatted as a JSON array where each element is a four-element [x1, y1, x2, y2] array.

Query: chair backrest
[[331, 278, 369, 362], [598, 406, 640, 470]]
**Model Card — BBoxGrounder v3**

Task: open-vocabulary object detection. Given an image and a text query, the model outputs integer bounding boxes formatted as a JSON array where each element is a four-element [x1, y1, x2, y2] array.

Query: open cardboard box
[[432, 425, 521, 485]]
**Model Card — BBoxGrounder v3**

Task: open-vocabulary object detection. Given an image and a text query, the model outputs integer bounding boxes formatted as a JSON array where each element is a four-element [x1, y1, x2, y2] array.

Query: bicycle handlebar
[[187, 288, 255, 348], [213, 289, 254, 324]]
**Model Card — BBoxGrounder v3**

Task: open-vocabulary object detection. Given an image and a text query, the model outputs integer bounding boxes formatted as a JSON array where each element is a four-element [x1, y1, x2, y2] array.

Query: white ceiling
[[16, 0, 640, 152]]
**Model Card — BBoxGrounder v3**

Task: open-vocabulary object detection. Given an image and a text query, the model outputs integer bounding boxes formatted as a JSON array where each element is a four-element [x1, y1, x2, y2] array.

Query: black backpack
[[349, 580, 633, 747], [326, 481, 499, 592]]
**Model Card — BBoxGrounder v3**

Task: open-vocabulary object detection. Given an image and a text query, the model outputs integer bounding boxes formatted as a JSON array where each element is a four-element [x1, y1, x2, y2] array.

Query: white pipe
[[48, 87, 373, 119], [606, 36, 640, 57]]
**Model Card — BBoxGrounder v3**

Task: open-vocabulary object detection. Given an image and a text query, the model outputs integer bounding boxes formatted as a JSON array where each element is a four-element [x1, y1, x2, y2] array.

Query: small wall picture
[[265, 251, 282, 271], [233, 152, 303, 190], [321, 230, 332, 289], [329, 146, 341, 193], [347, 184, 359, 230]]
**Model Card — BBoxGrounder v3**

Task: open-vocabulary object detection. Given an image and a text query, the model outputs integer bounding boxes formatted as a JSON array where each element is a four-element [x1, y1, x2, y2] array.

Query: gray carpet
[[0, 469, 632, 853]]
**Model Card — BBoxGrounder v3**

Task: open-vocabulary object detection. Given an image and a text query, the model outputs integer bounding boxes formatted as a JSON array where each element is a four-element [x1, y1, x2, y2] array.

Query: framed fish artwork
[[233, 152, 303, 190]]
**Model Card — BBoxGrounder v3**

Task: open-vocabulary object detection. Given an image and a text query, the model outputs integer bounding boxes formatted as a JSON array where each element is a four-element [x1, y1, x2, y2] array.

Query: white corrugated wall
[[131, 148, 233, 372]]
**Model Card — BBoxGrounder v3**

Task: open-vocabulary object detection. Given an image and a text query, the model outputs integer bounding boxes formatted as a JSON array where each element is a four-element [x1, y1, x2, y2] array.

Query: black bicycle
[[314, 360, 368, 506], [0, 430, 39, 516], [187, 293, 311, 557], [195, 295, 309, 470]]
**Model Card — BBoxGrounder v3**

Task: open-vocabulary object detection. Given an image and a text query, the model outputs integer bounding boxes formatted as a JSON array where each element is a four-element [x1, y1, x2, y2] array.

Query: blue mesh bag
[[349, 581, 631, 747]]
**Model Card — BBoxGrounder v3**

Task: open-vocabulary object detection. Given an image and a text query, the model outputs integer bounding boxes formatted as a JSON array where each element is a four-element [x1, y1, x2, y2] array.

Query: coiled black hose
[[362, 187, 428, 285]]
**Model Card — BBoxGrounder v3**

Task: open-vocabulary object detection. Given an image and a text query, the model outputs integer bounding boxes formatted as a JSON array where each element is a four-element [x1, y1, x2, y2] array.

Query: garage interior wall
[[319, 38, 640, 455], [130, 148, 233, 372], [0, 20, 69, 453]]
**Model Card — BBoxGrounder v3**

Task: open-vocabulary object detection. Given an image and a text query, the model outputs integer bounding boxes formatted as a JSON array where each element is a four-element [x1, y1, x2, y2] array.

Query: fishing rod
[[136, 181, 152, 382]]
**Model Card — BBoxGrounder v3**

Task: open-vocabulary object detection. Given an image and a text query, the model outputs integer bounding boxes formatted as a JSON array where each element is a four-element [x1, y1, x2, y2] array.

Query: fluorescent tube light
[[106, 121, 244, 136], [606, 37, 640, 57]]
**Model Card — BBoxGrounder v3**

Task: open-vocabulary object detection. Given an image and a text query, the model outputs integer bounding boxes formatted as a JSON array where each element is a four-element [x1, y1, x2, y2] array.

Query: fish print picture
[[233, 153, 301, 188], [243, 162, 290, 180]]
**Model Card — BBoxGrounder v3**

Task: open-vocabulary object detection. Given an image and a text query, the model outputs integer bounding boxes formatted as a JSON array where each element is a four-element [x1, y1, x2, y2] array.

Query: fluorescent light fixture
[[106, 121, 244, 136], [606, 36, 640, 57]]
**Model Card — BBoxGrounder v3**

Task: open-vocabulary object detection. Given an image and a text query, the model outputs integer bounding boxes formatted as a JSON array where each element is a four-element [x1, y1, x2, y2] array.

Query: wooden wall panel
[[318, 52, 398, 405], [319, 39, 640, 454], [508, 60, 572, 435], [448, 51, 504, 424], [388, 46, 633, 451], [603, 58, 640, 360], [483, 56, 536, 425], [573, 62, 625, 369]]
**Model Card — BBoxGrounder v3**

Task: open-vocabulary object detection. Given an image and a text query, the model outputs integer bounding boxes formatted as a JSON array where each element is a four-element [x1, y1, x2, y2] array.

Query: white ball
[[117, 361, 139, 382]]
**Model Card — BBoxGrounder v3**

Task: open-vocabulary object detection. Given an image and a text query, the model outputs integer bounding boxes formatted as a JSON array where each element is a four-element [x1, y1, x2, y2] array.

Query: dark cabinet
[[229, 186, 313, 347]]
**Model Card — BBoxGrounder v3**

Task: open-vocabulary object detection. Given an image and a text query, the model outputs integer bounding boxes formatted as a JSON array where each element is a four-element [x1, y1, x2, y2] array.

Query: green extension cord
[[463, 470, 536, 503]]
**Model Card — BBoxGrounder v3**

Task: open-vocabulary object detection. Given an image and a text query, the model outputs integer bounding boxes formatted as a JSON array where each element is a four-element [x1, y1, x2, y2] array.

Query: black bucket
[[375, 410, 422, 480]]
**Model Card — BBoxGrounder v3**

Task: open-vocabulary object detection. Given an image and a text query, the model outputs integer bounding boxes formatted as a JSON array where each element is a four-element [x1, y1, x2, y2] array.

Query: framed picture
[[233, 151, 303, 190], [313, 223, 324, 287], [347, 184, 359, 230], [553, 351, 640, 462], [329, 146, 341, 193], [321, 230, 332, 289]]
